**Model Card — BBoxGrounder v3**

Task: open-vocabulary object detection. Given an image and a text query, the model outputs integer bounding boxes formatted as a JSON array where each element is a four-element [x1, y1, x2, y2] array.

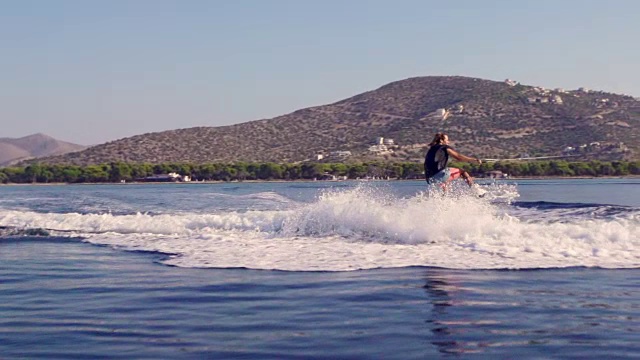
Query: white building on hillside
[[368, 145, 389, 153]]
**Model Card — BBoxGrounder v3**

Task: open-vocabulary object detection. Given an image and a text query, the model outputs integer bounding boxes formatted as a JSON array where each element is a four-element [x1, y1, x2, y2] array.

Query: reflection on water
[[1, 237, 638, 359], [424, 270, 486, 355], [422, 268, 640, 357]]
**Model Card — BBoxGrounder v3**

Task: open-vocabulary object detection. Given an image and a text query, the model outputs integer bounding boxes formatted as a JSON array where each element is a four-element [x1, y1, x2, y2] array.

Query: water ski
[[472, 184, 487, 198]]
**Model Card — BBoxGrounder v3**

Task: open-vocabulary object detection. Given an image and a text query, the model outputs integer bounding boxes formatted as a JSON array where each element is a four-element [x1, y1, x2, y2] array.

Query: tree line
[[0, 160, 639, 184]]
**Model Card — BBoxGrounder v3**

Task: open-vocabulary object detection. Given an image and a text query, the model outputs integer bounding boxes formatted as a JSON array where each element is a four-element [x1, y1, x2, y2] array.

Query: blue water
[[1, 179, 639, 358]]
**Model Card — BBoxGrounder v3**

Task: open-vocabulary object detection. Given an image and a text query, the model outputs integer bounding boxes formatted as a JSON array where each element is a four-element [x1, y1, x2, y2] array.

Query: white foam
[[0, 185, 638, 271]]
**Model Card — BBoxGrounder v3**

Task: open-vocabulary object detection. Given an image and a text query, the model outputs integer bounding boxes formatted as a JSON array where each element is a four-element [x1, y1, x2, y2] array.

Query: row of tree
[[1, 160, 639, 184]]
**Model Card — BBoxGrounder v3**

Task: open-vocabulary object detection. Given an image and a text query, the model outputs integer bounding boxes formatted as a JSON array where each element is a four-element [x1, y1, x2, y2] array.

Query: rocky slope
[[23, 76, 640, 166]]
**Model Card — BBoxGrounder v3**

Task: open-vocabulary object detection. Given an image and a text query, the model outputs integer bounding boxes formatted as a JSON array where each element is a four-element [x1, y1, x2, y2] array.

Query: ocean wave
[[0, 184, 638, 271]]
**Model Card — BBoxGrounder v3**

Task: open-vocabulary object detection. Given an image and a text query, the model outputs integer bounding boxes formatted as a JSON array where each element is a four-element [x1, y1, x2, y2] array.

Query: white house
[[504, 79, 518, 86], [368, 145, 389, 153]]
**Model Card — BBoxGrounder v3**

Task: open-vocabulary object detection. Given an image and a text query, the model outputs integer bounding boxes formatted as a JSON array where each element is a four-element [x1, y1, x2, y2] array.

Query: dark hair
[[429, 133, 447, 146]]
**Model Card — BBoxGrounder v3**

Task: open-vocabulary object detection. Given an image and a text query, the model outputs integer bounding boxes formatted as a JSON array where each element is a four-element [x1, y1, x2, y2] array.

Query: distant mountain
[[0, 134, 86, 166], [23, 76, 640, 166]]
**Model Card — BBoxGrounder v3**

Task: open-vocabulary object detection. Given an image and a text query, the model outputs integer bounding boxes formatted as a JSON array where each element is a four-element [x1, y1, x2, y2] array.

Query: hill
[[22, 76, 640, 166], [0, 134, 87, 166]]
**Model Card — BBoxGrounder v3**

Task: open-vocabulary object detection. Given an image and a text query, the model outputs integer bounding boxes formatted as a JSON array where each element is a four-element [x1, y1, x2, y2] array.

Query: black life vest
[[424, 144, 450, 179]]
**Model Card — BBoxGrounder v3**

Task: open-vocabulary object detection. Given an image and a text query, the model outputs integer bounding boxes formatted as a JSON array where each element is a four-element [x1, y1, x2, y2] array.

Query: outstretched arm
[[447, 148, 482, 164]]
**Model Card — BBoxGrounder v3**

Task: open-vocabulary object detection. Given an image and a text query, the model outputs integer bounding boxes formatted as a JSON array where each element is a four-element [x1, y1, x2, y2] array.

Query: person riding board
[[424, 133, 482, 190]]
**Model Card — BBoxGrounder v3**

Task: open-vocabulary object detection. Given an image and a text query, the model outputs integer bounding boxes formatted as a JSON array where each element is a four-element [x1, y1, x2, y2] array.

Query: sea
[[0, 178, 638, 359]]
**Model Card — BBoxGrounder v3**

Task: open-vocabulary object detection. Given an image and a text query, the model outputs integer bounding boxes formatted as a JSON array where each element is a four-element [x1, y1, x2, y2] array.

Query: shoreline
[[1, 175, 639, 186], [492, 175, 640, 180]]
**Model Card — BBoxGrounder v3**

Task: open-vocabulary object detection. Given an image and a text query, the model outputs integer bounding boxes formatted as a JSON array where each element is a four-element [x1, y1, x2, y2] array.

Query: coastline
[[1, 175, 640, 186], [498, 174, 640, 180]]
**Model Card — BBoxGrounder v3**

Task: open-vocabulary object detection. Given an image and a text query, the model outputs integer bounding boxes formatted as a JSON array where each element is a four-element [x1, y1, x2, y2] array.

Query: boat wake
[[0, 184, 638, 271]]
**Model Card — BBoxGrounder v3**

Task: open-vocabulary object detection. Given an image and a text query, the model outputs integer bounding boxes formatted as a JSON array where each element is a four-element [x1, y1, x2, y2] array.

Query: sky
[[1, 0, 639, 145]]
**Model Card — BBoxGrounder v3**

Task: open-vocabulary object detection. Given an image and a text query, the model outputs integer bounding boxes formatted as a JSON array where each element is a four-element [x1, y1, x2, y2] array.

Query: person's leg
[[428, 169, 450, 191], [460, 170, 474, 187], [449, 168, 486, 196], [446, 168, 474, 187]]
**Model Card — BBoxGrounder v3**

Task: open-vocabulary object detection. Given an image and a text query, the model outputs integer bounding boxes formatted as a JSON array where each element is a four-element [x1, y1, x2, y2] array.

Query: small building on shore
[[139, 172, 191, 182]]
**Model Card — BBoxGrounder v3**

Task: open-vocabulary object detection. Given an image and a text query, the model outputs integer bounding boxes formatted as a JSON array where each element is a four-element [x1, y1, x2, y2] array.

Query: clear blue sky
[[2, 0, 639, 145]]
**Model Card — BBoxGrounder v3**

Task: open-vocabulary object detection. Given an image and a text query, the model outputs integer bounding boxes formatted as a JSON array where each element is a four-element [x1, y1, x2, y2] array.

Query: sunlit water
[[0, 179, 639, 358]]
